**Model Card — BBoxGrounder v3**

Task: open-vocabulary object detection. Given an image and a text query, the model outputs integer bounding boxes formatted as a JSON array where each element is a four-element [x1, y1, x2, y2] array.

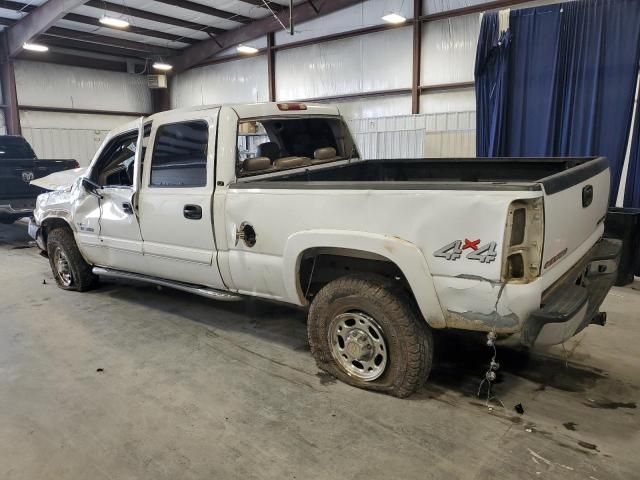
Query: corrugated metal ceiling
[[0, 0, 303, 57]]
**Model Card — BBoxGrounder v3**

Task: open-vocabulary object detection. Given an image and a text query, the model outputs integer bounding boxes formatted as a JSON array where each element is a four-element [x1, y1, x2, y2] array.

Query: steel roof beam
[[152, 0, 252, 24], [5, 0, 89, 57], [174, 0, 361, 72], [85, 0, 225, 36]]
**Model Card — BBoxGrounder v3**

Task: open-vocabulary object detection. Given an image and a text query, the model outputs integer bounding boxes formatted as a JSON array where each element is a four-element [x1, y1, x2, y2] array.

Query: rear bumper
[[522, 238, 622, 346]]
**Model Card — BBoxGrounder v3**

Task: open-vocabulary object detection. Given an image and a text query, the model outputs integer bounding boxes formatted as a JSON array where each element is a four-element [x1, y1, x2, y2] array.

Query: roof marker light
[[277, 103, 308, 111]]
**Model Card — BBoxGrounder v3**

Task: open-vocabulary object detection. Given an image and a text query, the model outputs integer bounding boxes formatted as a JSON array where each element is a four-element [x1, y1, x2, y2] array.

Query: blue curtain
[[475, 0, 640, 204], [474, 13, 511, 156], [624, 105, 640, 207]]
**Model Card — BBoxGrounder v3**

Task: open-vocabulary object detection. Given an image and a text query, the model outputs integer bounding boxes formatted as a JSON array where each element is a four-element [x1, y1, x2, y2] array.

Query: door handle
[[122, 202, 133, 214], [183, 204, 202, 220]]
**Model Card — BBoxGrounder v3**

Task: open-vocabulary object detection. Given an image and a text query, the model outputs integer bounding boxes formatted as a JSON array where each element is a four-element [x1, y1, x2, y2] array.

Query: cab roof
[[146, 102, 341, 123]]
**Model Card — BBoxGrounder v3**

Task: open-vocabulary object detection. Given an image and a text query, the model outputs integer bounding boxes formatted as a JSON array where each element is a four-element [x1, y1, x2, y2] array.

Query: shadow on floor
[[97, 278, 610, 402]]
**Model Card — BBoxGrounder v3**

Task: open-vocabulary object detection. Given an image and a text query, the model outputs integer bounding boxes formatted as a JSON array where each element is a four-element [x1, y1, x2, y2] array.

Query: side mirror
[[82, 177, 102, 198]]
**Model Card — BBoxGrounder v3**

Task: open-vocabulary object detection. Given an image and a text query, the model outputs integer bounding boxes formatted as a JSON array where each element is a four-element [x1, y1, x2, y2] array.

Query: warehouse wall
[[168, 0, 565, 158], [14, 61, 151, 165], [169, 0, 481, 157]]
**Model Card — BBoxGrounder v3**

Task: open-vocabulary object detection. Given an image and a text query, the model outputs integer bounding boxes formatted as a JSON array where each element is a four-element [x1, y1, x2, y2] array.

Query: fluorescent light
[[381, 13, 407, 24], [23, 42, 48, 52], [237, 44, 259, 54], [153, 62, 173, 71], [100, 16, 129, 28]]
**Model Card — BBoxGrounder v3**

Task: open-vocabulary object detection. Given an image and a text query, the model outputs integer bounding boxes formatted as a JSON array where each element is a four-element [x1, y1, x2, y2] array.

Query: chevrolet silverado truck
[[29, 102, 621, 397], [0, 135, 78, 224]]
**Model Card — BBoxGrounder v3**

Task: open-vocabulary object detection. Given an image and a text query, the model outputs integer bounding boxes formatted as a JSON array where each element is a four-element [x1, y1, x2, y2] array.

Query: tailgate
[[540, 157, 609, 274], [0, 159, 43, 198], [0, 159, 76, 198]]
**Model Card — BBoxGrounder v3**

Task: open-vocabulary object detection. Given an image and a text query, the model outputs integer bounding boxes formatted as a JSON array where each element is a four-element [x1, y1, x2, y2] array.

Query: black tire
[[47, 227, 97, 291], [308, 274, 433, 398]]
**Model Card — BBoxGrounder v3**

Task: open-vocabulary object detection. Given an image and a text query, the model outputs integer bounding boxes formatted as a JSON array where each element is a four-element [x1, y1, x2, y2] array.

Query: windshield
[[237, 116, 358, 176], [0, 136, 36, 159]]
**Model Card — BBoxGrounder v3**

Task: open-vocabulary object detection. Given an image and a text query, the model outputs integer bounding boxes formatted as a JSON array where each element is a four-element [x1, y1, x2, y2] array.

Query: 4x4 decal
[[433, 239, 498, 263]]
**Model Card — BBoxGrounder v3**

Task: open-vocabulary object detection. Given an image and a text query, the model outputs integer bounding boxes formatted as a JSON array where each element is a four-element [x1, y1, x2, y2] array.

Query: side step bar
[[92, 267, 242, 302]]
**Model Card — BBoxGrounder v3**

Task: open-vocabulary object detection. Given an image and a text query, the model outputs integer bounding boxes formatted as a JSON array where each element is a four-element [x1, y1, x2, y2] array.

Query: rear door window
[[150, 121, 208, 187]]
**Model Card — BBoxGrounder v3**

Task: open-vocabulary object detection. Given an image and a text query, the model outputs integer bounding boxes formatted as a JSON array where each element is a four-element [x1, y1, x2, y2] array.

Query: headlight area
[[501, 197, 544, 283]]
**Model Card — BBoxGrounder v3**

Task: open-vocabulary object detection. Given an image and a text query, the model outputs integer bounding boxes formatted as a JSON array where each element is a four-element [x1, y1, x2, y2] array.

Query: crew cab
[[29, 102, 621, 397], [0, 135, 78, 224]]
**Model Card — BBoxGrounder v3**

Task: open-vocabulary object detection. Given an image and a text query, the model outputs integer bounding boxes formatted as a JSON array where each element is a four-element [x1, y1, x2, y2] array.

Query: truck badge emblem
[[434, 239, 498, 263], [22, 171, 34, 182]]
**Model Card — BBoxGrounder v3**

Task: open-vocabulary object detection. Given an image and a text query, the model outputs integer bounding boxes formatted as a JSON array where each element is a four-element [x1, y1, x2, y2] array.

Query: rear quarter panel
[[222, 186, 541, 325]]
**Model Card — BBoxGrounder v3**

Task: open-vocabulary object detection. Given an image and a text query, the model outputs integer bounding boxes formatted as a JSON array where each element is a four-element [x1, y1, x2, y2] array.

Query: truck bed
[[237, 157, 606, 193]]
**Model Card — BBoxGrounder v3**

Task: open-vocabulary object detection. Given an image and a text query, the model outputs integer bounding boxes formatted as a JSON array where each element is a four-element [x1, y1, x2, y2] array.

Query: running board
[[92, 267, 242, 302]]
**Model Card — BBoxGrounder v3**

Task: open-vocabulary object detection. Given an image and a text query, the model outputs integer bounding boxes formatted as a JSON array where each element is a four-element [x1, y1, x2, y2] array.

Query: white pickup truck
[[30, 102, 621, 397]]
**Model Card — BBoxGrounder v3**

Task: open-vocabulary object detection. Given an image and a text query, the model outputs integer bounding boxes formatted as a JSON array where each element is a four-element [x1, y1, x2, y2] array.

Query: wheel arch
[[40, 216, 74, 244], [282, 230, 446, 328]]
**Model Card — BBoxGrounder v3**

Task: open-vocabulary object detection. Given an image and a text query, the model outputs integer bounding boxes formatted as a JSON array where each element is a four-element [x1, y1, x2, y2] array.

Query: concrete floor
[[1, 222, 639, 480]]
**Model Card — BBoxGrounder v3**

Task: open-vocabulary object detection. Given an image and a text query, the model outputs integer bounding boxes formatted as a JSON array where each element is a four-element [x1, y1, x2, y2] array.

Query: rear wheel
[[47, 228, 97, 291], [308, 274, 433, 398]]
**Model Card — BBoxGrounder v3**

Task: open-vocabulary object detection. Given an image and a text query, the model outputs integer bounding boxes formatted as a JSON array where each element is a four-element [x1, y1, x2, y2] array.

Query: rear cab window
[[150, 121, 208, 188], [236, 116, 358, 176]]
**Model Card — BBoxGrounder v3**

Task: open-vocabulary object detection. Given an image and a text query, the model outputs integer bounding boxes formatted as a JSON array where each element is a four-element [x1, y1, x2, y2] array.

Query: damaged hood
[[30, 167, 87, 191]]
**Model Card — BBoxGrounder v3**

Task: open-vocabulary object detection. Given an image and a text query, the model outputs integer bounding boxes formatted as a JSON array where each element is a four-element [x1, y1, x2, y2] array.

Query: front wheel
[[47, 228, 97, 291], [307, 274, 433, 398]]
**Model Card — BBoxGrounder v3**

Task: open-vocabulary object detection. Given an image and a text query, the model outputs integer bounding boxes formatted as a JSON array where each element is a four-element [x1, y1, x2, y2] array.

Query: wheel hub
[[328, 312, 388, 381], [344, 330, 374, 360], [54, 249, 72, 287]]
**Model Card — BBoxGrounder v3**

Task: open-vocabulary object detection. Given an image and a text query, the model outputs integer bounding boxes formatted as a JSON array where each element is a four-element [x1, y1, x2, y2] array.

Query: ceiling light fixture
[[99, 16, 130, 28], [23, 42, 49, 52], [381, 13, 407, 24], [237, 44, 259, 54], [152, 62, 173, 71]]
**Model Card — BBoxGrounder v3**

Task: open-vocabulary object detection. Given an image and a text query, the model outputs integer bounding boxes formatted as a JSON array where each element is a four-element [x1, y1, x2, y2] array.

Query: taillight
[[502, 198, 544, 283]]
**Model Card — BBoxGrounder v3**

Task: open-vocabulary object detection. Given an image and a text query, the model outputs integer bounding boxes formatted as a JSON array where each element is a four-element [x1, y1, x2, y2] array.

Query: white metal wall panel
[[328, 94, 412, 119], [424, 110, 476, 157], [20, 111, 138, 166], [421, 14, 480, 85], [349, 110, 476, 159], [276, 0, 414, 46], [350, 115, 426, 159], [423, 0, 489, 15], [276, 27, 412, 100], [420, 87, 476, 114], [14, 60, 151, 113], [424, 0, 561, 15], [170, 56, 269, 108]]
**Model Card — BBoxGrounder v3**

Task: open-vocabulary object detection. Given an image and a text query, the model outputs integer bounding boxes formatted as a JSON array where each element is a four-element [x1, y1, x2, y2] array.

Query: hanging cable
[[261, 0, 290, 34]]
